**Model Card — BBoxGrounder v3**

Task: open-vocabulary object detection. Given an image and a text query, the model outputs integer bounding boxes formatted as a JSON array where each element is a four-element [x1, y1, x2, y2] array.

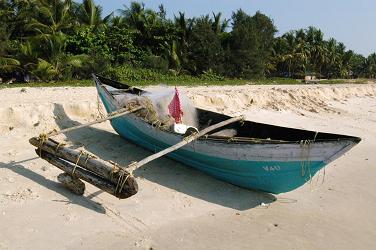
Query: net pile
[[115, 88, 198, 131]]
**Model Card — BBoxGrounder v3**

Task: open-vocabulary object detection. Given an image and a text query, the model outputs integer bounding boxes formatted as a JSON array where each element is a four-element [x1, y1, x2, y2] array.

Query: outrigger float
[[29, 74, 361, 198]]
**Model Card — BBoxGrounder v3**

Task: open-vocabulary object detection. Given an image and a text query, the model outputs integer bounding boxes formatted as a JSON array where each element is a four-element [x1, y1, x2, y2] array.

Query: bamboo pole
[[37, 150, 136, 199], [128, 115, 244, 173], [47, 106, 143, 137], [29, 137, 138, 195]]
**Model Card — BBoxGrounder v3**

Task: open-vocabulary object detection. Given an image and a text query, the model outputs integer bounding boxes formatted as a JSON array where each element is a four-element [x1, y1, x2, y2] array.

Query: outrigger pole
[[47, 105, 143, 137], [127, 115, 244, 173]]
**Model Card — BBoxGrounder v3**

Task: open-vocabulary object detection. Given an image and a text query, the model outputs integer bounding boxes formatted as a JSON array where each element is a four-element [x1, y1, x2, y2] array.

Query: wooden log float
[[37, 150, 135, 199], [29, 137, 138, 196], [28, 106, 143, 198]]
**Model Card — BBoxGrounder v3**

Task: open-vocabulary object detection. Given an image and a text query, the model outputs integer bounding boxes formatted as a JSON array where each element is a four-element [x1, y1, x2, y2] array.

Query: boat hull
[[96, 82, 357, 194]]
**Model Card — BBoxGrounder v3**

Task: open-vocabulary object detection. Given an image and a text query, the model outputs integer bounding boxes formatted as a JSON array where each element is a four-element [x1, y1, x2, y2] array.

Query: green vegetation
[[1, 0, 376, 85], [2, 77, 372, 90]]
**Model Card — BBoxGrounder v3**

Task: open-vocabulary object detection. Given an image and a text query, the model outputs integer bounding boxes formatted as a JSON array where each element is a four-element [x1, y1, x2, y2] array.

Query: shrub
[[200, 69, 224, 81], [141, 54, 169, 72], [101, 65, 198, 83]]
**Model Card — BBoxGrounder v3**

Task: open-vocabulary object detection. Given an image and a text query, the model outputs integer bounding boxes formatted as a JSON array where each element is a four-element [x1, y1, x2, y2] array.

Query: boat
[[93, 74, 361, 194]]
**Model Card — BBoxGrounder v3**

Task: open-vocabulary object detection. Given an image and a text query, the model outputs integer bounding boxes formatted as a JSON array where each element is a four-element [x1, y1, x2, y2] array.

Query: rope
[[310, 162, 327, 192], [55, 141, 66, 151], [302, 131, 321, 191], [72, 150, 84, 175], [115, 171, 124, 193], [47, 129, 58, 136], [300, 140, 312, 181], [108, 160, 134, 195], [313, 131, 318, 141], [300, 139, 319, 192], [183, 132, 197, 142], [84, 152, 95, 165], [119, 162, 138, 193], [227, 137, 235, 143], [115, 168, 133, 194], [119, 173, 131, 193], [97, 91, 105, 119], [38, 133, 49, 157], [239, 116, 245, 126]]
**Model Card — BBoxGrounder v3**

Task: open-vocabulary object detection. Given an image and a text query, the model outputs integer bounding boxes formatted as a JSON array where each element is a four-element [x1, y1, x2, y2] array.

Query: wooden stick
[[37, 150, 136, 199], [57, 173, 86, 195], [128, 115, 244, 172], [47, 106, 143, 137], [29, 137, 138, 194]]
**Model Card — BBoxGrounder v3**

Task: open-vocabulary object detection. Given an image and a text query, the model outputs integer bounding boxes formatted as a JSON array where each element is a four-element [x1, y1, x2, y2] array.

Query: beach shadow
[[0, 159, 106, 214], [52, 103, 276, 210]]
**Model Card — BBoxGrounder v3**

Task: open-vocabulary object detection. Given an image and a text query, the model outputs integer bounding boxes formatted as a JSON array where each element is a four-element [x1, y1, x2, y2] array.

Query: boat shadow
[[52, 103, 276, 211], [0, 159, 106, 214]]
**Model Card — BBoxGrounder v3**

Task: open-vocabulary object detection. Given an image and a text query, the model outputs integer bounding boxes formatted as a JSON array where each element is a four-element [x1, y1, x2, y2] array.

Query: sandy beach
[[1, 83, 376, 250]]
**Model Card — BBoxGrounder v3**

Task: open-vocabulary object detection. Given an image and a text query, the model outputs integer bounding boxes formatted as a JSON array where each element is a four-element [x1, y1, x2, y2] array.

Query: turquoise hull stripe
[[98, 87, 325, 194]]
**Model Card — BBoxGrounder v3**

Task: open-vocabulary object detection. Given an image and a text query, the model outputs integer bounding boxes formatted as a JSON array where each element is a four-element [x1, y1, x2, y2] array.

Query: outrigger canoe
[[93, 74, 360, 194]]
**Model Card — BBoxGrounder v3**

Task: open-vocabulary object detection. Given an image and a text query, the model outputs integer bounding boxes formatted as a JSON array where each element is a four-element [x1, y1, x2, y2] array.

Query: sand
[[0, 83, 375, 250]]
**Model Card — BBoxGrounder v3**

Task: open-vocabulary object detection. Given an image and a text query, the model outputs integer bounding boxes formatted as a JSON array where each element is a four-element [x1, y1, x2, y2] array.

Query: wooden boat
[[93, 74, 361, 194]]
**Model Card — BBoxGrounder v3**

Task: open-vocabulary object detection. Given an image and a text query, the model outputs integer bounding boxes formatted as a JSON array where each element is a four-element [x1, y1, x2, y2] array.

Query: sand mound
[[0, 87, 100, 136], [186, 84, 376, 114], [0, 102, 100, 135], [0, 84, 375, 136]]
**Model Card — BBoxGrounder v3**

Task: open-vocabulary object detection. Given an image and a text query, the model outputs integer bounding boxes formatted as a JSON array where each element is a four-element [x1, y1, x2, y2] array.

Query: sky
[[95, 0, 376, 56]]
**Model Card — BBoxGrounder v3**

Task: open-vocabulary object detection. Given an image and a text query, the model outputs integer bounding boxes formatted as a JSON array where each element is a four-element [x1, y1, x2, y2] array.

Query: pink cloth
[[168, 87, 184, 123]]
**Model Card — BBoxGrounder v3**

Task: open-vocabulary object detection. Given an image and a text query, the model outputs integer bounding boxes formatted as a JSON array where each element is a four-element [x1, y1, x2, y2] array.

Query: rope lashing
[[72, 150, 84, 175], [239, 116, 245, 126], [84, 152, 95, 165], [55, 141, 66, 151], [38, 133, 49, 157], [115, 161, 136, 194]]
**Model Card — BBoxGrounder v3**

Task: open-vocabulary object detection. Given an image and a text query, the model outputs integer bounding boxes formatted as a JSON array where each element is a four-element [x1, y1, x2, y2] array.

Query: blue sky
[[95, 0, 375, 56]]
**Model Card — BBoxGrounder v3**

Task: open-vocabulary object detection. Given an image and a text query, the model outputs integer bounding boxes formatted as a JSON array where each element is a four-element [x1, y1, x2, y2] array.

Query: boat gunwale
[[93, 74, 361, 146]]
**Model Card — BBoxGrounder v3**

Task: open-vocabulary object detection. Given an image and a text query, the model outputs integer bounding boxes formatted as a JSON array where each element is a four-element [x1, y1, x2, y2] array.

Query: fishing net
[[116, 93, 174, 130], [115, 88, 198, 131]]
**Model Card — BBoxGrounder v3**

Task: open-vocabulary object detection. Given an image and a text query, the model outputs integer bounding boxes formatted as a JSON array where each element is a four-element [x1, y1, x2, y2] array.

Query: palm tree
[[172, 12, 195, 69], [25, 0, 74, 62], [306, 27, 327, 77], [282, 31, 297, 76], [211, 12, 228, 34], [324, 38, 339, 78], [75, 0, 112, 30], [365, 53, 376, 78], [164, 40, 181, 71], [118, 2, 160, 48], [118, 2, 145, 30], [174, 12, 192, 46], [27, 0, 74, 34], [0, 56, 20, 74], [21, 0, 95, 80]]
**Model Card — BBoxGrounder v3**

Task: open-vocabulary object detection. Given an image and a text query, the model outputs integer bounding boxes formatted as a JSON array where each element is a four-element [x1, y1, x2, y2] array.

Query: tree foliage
[[187, 16, 224, 75], [226, 10, 276, 78], [271, 27, 375, 79], [0, 0, 375, 82]]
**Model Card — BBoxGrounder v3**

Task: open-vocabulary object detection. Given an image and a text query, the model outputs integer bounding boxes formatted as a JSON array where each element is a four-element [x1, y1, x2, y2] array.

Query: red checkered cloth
[[168, 87, 184, 123]]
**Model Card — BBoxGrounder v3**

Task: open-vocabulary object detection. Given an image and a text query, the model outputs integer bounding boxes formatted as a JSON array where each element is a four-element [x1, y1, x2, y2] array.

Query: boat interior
[[94, 74, 361, 143]]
